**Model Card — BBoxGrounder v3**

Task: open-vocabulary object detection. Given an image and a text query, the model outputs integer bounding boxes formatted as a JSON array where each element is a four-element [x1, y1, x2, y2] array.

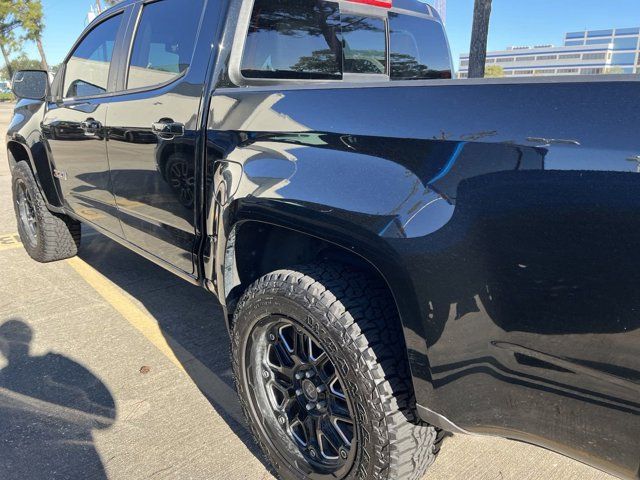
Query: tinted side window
[[127, 0, 204, 90], [342, 15, 386, 74], [241, 0, 342, 80], [64, 14, 122, 98], [389, 14, 452, 80]]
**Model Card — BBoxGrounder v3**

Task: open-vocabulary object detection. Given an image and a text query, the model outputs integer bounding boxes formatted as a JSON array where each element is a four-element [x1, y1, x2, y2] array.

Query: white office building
[[458, 27, 640, 78]]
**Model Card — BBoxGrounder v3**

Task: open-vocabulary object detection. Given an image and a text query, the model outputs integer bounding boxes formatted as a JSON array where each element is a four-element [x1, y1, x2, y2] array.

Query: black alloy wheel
[[232, 264, 443, 480], [11, 161, 80, 263], [15, 178, 38, 247], [247, 317, 356, 476]]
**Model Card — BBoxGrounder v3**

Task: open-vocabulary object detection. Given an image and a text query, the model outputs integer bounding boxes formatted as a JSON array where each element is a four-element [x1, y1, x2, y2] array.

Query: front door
[[106, 0, 212, 274], [42, 10, 127, 236]]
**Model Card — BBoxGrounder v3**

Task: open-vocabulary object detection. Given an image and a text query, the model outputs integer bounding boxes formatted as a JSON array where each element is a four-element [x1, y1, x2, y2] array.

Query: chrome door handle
[[152, 121, 184, 139], [81, 118, 102, 132]]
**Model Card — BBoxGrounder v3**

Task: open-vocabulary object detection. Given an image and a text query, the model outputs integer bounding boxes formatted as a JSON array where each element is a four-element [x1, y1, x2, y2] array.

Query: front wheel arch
[[7, 140, 63, 209]]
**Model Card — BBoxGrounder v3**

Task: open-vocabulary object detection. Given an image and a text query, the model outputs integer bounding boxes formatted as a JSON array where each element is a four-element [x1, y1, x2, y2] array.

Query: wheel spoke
[[251, 318, 355, 472], [292, 329, 307, 361], [319, 416, 348, 456]]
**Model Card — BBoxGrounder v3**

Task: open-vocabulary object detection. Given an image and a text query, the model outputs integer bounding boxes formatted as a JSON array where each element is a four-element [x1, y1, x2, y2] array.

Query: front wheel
[[231, 264, 443, 480], [11, 161, 81, 263]]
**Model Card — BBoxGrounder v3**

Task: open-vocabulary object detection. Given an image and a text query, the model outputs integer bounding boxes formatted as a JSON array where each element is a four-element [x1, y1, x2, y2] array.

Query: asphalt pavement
[[0, 102, 616, 480]]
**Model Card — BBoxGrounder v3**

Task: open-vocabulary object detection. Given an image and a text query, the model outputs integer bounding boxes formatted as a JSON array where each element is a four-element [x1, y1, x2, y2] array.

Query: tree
[[0, 53, 39, 79], [0, 0, 20, 79], [484, 65, 504, 78], [15, 0, 48, 71], [468, 0, 492, 78]]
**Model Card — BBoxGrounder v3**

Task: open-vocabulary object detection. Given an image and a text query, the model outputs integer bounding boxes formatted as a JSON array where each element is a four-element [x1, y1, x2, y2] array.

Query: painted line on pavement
[[66, 256, 245, 425], [0, 233, 23, 252], [2, 231, 244, 424]]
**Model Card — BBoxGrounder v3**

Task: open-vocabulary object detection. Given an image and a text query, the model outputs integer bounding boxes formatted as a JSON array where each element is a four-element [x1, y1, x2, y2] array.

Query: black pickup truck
[[6, 0, 640, 479]]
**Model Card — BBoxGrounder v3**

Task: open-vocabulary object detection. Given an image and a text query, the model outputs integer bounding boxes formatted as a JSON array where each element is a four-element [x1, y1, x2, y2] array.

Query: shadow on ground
[[76, 227, 264, 464], [0, 318, 116, 480]]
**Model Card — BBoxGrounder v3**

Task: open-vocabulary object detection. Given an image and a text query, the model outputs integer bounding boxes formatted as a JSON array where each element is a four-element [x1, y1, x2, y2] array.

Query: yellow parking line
[[0, 233, 23, 252], [3, 230, 243, 423], [68, 256, 186, 371], [66, 255, 244, 424]]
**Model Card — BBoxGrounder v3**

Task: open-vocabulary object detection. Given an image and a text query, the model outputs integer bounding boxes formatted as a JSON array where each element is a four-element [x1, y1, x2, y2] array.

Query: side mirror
[[12, 70, 49, 101]]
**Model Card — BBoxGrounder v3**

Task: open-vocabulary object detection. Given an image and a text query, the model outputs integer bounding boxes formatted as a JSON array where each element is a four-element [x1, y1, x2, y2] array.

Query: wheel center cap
[[301, 379, 318, 401]]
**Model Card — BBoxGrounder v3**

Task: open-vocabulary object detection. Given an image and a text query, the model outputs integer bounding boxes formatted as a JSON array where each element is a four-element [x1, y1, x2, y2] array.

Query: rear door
[[105, 0, 215, 275], [42, 8, 129, 235]]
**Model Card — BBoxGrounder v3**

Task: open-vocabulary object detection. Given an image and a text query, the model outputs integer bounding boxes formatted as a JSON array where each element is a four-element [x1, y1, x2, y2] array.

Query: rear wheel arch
[[224, 221, 401, 326], [221, 219, 431, 402]]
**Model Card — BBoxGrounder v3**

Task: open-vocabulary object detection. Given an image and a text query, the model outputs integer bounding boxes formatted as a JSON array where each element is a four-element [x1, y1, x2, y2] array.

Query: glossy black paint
[[207, 78, 640, 478], [6, 0, 640, 478]]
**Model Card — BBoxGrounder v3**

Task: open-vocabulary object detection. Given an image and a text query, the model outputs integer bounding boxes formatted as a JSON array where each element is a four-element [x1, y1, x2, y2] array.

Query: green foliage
[[14, 0, 44, 42], [1, 53, 40, 78], [0, 91, 14, 101], [484, 65, 504, 78]]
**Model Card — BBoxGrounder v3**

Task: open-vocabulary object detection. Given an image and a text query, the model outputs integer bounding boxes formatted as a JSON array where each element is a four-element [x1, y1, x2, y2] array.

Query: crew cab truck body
[[7, 0, 640, 479]]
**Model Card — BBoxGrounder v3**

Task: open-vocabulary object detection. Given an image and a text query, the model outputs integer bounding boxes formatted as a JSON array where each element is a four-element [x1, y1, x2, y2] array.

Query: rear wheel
[[231, 264, 443, 480], [11, 161, 81, 263]]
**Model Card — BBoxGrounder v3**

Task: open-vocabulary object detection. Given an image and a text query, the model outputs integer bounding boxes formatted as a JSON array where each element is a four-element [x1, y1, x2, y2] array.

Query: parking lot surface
[[0, 102, 615, 479]]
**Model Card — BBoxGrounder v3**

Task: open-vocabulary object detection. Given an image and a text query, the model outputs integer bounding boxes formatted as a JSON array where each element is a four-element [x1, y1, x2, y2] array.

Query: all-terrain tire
[[11, 161, 81, 263], [231, 263, 444, 480]]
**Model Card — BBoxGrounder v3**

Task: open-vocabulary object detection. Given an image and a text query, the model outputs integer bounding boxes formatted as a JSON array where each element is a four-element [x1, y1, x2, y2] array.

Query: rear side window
[[64, 13, 122, 98], [127, 0, 204, 90], [241, 0, 342, 80], [389, 13, 452, 80], [342, 15, 386, 74]]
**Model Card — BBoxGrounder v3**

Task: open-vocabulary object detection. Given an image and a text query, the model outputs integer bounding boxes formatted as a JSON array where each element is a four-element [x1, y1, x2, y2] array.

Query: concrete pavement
[[0, 102, 615, 480]]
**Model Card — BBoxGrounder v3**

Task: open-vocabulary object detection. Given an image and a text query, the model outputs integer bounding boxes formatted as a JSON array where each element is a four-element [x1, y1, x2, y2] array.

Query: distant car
[[5, 0, 640, 479]]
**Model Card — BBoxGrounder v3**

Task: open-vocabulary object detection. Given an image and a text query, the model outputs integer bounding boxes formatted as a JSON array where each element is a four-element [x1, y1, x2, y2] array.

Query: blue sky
[[439, 0, 640, 64], [17, 0, 640, 68]]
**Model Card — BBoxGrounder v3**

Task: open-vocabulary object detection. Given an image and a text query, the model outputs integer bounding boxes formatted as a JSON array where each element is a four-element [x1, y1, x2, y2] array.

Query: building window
[[611, 52, 637, 65], [566, 32, 584, 39], [586, 38, 611, 45], [458, 72, 468, 78], [582, 52, 607, 60], [581, 68, 603, 75], [515, 56, 535, 62], [536, 55, 557, 61], [496, 57, 514, 63], [486, 58, 495, 64], [613, 37, 639, 50], [565, 40, 584, 46], [460, 60, 469, 67], [557, 68, 579, 74], [616, 28, 640, 36], [559, 53, 581, 60], [588, 29, 614, 38], [514, 69, 534, 75]]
